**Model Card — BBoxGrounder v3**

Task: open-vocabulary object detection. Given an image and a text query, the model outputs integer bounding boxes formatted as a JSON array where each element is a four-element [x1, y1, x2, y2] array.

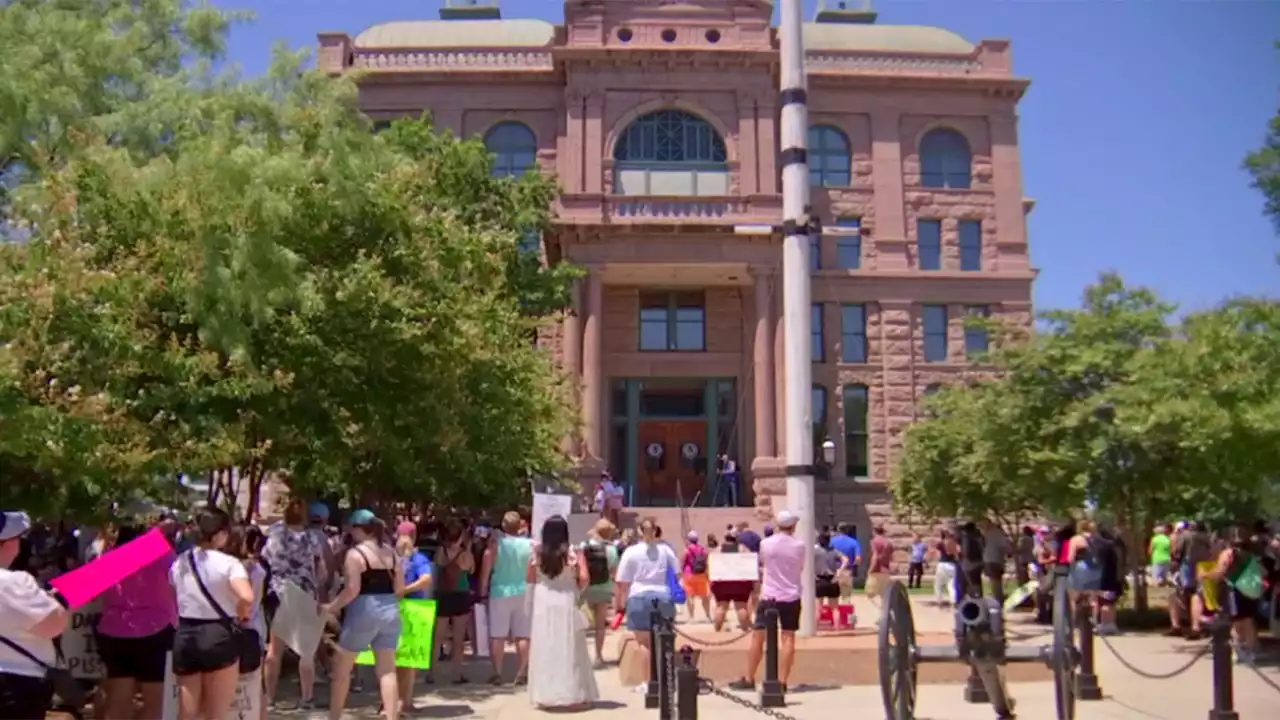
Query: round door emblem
[[681, 442, 699, 460], [646, 442, 664, 458]]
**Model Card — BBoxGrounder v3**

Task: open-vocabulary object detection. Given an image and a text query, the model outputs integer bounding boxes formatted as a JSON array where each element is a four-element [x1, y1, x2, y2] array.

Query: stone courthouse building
[[318, 0, 1034, 531]]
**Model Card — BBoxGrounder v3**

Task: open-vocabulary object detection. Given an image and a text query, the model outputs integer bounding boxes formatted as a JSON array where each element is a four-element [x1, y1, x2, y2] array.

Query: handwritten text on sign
[[58, 601, 104, 679], [708, 552, 760, 582], [355, 598, 436, 670]]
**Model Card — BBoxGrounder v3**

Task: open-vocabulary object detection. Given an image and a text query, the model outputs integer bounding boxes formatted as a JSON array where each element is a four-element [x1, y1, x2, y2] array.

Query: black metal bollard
[[759, 603, 785, 708], [963, 663, 990, 703], [1207, 617, 1239, 720], [676, 645, 699, 720], [656, 618, 677, 720], [645, 600, 661, 709], [1075, 595, 1103, 701]]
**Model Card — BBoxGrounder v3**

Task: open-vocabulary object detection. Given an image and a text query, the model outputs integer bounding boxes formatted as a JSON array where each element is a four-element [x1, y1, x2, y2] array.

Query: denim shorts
[[338, 594, 402, 653], [1068, 562, 1102, 592], [625, 592, 674, 632]]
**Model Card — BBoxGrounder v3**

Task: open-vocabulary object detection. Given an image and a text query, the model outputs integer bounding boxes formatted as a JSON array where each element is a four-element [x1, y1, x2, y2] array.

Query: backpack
[[1228, 552, 1265, 600], [962, 532, 984, 565], [584, 542, 611, 586], [689, 546, 708, 574]]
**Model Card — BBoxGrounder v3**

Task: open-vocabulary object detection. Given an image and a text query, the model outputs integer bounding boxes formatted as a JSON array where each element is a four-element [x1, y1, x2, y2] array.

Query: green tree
[[0, 2, 578, 515]]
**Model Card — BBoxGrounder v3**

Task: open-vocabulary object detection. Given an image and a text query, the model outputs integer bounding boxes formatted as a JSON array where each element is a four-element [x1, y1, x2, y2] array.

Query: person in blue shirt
[[830, 524, 863, 604], [394, 521, 433, 711]]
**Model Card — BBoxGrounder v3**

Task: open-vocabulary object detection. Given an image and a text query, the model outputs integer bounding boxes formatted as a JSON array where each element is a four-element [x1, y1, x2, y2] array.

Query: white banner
[[472, 602, 490, 658], [271, 581, 325, 658], [531, 493, 573, 543], [59, 600, 104, 679], [162, 653, 261, 720], [709, 553, 760, 582]]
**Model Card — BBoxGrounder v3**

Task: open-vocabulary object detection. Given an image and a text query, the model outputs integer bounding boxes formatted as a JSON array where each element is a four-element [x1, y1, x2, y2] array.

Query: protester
[[528, 515, 599, 710], [866, 525, 894, 623], [94, 523, 177, 720], [0, 510, 68, 719], [831, 524, 861, 607], [932, 529, 959, 606], [431, 519, 475, 684], [261, 497, 327, 711], [579, 518, 620, 667], [614, 517, 678, 693], [681, 531, 712, 622], [394, 522, 433, 711], [322, 509, 403, 720], [480, 511, 533, 685], [1201, 524, 1262, 665], [814, 532, 842, 617], [169, 508, 255, 720], [710, 531, 754, 632], [730, 510, 804, 692], [906, 533, 927, 590]]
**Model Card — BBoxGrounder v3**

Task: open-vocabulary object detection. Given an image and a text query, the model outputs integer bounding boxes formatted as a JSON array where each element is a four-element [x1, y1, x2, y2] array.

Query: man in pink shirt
[[729, 509, 805, 692]]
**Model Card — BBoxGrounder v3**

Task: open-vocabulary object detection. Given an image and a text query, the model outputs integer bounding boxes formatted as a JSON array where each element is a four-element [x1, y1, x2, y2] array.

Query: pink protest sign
[[51, 527, 172, 609]]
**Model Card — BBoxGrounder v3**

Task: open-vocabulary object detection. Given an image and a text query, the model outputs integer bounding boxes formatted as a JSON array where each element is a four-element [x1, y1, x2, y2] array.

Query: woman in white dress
[[527, 515, 599, 711]]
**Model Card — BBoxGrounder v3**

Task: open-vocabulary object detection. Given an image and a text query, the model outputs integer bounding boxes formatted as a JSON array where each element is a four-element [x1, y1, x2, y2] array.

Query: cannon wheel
[[1051, 577, 1078, 720], [878, 580, 917, 720]]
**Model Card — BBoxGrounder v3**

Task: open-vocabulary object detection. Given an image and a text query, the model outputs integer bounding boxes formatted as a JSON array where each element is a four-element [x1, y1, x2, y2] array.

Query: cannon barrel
[[957, 597, 991, 629]]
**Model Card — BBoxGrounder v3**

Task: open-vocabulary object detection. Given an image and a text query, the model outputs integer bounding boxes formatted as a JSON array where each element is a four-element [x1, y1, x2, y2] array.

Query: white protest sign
[[59, 600, 104, 679], [272, 581, 325, 658], [531, 493, 572, 543], [471, 602, 490, 658], [162, 653, 262, 720], [709, 553, 760, 582]]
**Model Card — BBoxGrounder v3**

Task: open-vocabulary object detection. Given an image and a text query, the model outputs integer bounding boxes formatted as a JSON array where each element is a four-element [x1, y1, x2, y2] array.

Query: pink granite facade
[[319, 1, 1035, 531]]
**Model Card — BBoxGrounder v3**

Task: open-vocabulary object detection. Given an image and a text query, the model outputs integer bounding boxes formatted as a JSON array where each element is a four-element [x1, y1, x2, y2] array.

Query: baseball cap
[[309, 502, 330, 522], [0, 511, 31, 541], [775, 510, 799, 529], [687, 531, 699, 542], [348, 509, 377, 527], [396, 521, 417, 537]]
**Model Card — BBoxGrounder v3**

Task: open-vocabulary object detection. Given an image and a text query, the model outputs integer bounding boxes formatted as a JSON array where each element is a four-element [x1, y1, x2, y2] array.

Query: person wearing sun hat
[[0, 511, 69, 719]]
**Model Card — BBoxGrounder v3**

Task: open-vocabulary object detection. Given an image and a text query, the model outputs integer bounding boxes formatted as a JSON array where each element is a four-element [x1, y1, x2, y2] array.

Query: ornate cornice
[[352, 49, 554, 72], [806, 53, 981, 74]]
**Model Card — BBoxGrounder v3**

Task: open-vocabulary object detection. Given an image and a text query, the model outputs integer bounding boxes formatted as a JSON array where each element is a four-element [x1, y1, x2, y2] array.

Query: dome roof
[[354, 19, 556, 49], [803, 23, 974, 54]]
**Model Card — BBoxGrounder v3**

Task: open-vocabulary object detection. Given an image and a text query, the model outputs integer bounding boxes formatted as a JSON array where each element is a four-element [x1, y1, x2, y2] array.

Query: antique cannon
[[877, 577, 1083, 720]]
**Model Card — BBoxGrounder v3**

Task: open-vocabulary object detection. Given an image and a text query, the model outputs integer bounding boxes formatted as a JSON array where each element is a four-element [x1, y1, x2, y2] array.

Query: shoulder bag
[[0, 635, 84, 711], [186, 551, 263, 674]]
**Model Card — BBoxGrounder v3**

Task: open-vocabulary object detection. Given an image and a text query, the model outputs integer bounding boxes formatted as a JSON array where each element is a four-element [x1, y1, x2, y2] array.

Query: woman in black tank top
[[320, 510, 404, 720]]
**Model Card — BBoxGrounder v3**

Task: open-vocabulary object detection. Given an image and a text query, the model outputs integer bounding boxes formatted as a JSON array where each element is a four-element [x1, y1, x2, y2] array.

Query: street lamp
[[821, 437, 836, 525]]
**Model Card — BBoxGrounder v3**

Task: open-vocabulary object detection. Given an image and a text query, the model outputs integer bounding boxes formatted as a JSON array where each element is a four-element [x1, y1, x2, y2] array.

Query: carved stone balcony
[[557, 194, 783, 229]]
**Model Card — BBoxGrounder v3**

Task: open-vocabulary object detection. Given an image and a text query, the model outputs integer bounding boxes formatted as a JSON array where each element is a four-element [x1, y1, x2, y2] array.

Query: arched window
[[919, 128, 971, 189], [842, 384, 869, 479], [809, 125, 851, 187], [484, 122, 538, 178], [812, 385, 828, 466], [613, 109, 728, 196]]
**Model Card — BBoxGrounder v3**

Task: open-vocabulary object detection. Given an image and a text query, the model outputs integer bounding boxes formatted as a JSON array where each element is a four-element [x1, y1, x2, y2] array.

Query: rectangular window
[[840, 304, 868, 363], [842, 384, 869, 478], [917, 219, 942, 271], [965, 305, 990, 358], [638, 292, 705, 351], [922, 304, 949, 362], [959, 220, 982, 271], [812, 385, 828, 467], [811, 303, 825, 363], [809, 234, 820, 272], [834, 217, 861, 270]]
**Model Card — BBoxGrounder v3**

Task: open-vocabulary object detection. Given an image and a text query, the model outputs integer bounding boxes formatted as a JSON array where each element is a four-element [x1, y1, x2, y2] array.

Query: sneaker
[[728, 679, 754, 691], [634, 683, 648, 694]]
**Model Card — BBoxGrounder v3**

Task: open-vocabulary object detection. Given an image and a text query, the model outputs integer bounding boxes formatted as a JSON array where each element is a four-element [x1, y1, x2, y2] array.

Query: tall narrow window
[[959, 219, 982, 271], [809, 234, 821, 272], [638, 292, 705, 351], [809, 125, 851, 187], [923, 305, 949, 362], [811, 304, 825, 362], [843, 384, 869, 479], [919, 128, 972, 190], [484, 122, 538, 178], [812, 385, 828, 465], [840, 304, 868, 363], [834, 217, 861, 270], [965, 305, 990, 358], [917, 219, 942, 271]]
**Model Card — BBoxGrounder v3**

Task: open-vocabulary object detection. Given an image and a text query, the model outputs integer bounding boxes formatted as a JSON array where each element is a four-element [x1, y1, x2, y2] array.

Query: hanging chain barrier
[[696, 678, 804, 720], [670, 624, 754, 647], [1093, 624, 1212, 680]]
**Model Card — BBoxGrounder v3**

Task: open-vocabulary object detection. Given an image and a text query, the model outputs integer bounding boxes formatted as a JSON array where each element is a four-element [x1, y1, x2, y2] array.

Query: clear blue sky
[[213, 0, 1280, 313]]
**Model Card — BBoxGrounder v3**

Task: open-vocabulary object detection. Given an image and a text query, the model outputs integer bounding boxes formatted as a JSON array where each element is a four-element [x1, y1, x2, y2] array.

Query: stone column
[[561, 280, 583, 457], [751, 269, 776, 458], [581, 268, 604, 460]]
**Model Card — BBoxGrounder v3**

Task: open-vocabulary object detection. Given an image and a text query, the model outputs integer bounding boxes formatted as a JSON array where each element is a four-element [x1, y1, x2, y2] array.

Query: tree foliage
[[1244, 41, 1280, 234], [0, 1, 579, 516], [893, 273, 1280, 530]]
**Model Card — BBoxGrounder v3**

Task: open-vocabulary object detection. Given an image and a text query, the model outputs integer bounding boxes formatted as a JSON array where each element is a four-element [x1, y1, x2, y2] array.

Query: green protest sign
[[355, 599, 437, 670]]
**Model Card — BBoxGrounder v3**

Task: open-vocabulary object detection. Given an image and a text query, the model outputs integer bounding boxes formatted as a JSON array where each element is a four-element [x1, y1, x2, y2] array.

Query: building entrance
[[636, 420, 707, 506]]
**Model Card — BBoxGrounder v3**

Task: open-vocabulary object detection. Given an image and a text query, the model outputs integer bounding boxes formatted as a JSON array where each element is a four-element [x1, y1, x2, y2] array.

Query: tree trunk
[[245, 457, 265, 524]]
